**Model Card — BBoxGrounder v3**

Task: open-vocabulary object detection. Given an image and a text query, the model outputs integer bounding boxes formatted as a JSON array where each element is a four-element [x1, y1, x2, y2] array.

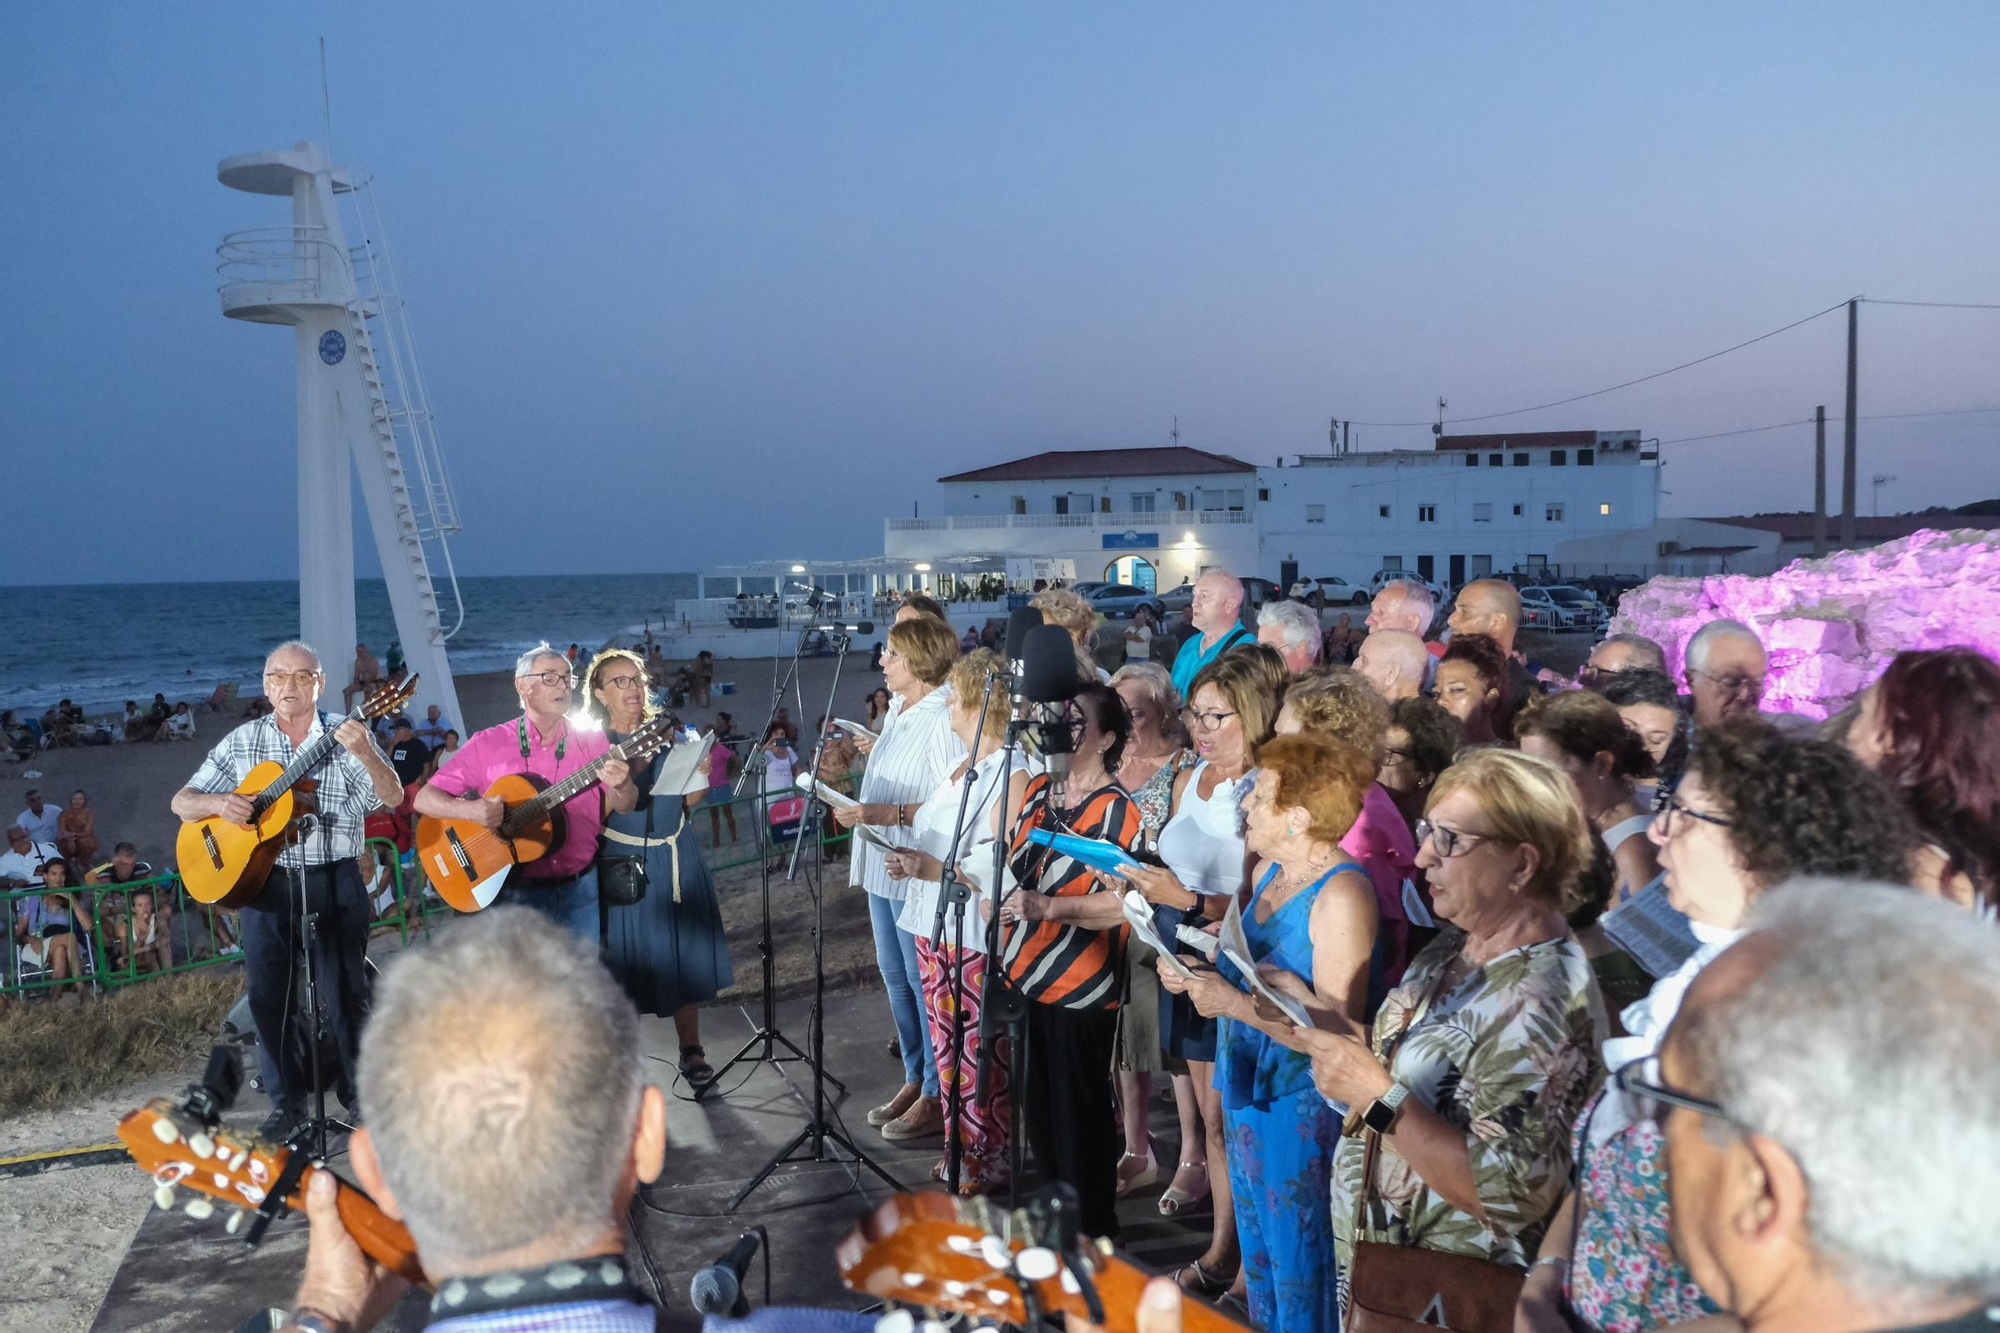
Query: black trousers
[[239, 859, 370, 1109], [1020, 1001, 1123, 1240]]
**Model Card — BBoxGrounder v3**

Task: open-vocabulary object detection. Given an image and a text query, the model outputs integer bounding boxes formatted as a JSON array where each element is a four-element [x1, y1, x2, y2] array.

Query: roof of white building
[[939, 446, 1257, 483]]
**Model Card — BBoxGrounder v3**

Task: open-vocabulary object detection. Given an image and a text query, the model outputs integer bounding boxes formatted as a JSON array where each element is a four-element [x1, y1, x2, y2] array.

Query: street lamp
[[1871, 474, 1897, 517]]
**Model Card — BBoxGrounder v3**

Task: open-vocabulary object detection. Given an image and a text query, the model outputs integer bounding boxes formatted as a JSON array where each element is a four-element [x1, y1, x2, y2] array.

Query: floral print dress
[[1332, 928, 1607, 1296]]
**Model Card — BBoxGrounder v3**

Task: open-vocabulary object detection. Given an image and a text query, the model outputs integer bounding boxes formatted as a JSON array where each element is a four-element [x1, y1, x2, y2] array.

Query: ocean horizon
[[5, 573, 699, 716]]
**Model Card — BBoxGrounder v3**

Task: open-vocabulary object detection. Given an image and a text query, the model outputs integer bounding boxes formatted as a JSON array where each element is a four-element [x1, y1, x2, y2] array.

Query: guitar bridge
[[442, 828, 473, 873], [200, 826, 224, 870]]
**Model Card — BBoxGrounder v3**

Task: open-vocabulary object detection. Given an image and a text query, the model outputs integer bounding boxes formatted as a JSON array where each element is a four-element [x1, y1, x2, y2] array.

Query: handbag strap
[[1351, 943, 1462, 1243]]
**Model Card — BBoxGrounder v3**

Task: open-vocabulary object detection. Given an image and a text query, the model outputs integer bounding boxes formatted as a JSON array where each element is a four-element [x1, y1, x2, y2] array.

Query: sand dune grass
[[0, 969, 242, 1120]]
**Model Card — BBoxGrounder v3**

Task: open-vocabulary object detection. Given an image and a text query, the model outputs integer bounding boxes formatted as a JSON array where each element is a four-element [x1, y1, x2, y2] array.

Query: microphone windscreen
[[1021, 624, 1081, 703], [851, 620, 874, 635], [1005, 606, 1044, 663]]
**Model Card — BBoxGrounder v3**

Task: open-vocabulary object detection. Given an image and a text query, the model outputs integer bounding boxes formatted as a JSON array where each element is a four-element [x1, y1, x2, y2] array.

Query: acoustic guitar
[[176, 677, 419, 907], [837, 1188, 1252, 1333], [416, 712, 678, 913], [117, 1098, 426, 1287]]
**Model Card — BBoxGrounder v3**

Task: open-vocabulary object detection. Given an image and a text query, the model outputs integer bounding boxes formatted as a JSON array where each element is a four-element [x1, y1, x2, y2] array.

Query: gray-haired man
[[1255, 599, 1322, 675], [1649, 882, 2000, 1333]]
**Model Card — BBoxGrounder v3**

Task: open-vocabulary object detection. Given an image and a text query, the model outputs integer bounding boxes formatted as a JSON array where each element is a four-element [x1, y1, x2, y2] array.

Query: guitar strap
[[426, 1255, 653, 1326], [518, 716, 568, 765]]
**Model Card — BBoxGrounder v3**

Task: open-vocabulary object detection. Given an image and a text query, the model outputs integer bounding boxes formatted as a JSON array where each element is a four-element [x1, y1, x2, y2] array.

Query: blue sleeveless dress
[[1215, 861, 1362, 1333]]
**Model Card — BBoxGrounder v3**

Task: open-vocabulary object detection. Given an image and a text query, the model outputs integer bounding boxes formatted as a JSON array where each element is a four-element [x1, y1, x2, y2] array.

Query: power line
[[1857, 406, 2000, 422], [1658, 419, 1814, 446], [1859, 298, 2000, 311], [1656, 406, 2000, 448], [1344, 297, 1859, 428]]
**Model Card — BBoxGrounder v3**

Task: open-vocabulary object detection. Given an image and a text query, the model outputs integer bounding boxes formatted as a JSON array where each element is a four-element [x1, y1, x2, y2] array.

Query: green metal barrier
[[1, 870, 243, 998]]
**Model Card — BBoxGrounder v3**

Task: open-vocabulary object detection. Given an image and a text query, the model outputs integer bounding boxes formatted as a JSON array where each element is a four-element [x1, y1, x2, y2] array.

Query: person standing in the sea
[[582, 648, 734, 1088]]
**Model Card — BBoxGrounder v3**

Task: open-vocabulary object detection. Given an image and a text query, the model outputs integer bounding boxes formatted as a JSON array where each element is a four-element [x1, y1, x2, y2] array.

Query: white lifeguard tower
[[215, 141, 465, 729]]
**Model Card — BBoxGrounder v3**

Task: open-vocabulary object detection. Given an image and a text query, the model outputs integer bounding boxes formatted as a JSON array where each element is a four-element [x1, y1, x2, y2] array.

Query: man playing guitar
[[172, 640, 404, 1138], [414, 643, 637, 940]]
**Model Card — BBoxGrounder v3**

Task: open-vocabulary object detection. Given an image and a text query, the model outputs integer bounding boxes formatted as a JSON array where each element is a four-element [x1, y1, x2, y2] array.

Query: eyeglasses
[[1652, 793, 1733, 837], [519, 671, 576, 687], [1180, 706, 1238, 732], [1615, 1056, 1732, 1128], [1413, 818, 1491, 858], [599, 673, 647, 691], [1689, 668, 1766, 697], [1578, 663, 1632, 683], [262, 670, 322, 687], [1380, 746, 1413, 766]]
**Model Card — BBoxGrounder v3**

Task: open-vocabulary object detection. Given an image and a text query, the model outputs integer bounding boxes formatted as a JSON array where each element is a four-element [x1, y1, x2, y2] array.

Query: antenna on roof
[[318, 37, 337, 161], [1433, 397, 1448, 438], [1171, 414, 1180, 447]]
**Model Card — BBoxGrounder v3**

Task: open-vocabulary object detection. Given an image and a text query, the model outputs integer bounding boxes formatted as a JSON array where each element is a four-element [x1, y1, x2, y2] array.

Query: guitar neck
[[256, 708, 362, 813], [514, 743, 627, 822]]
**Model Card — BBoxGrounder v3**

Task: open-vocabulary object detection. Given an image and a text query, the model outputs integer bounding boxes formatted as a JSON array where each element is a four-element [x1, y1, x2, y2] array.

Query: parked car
[[1519, 585, 1588, 630], [1295, 575, 1370, 605], [1083, 583, 1164, 620], [1542, 585, 1609, 627], [1154, 575, 1279, 623], [1367, 570, 1447, 603]]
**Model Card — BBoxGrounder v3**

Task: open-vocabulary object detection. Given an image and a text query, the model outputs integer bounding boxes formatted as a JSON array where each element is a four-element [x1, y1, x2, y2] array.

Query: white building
[[883, 446, 1262, 591], [1258, 430, 1661, 589]]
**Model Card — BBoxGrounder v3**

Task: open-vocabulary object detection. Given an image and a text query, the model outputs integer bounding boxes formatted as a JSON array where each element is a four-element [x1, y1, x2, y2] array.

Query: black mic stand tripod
[[730, 626, 900, 1207]]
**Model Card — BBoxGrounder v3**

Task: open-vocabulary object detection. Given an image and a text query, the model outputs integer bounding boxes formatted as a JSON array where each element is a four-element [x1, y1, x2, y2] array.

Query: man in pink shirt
[[416, 644, 636, 940]]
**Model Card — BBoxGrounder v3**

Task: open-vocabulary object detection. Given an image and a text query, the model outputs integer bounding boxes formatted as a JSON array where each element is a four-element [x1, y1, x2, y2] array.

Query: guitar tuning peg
[[184, 1198, 215, 1221], [154, 1183, 177, 1211], [226, 1207, 248, 1235], [150, 1119, 181, 1145], [227, 1148, 250, 1172], [873, 1310, 915, 1333], [189, 1132, 217, 1160], [1015, 1247, 1059, 1283], [919, 1322, 947, 1333]]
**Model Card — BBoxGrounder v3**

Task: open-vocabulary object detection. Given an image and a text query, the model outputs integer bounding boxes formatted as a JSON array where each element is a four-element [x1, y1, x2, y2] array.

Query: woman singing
[[585, 649, 734, 1088]]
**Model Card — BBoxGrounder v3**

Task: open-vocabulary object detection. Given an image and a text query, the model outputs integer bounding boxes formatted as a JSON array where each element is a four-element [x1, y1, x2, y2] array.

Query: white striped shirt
[[185, 713, 385, 865], [850, 685, 965, 900]]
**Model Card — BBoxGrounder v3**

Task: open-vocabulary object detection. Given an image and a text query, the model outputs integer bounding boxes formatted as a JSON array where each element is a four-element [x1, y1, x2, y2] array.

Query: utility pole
[[1812, 405, 1827, 556], [1840, 298, 1858, 548]]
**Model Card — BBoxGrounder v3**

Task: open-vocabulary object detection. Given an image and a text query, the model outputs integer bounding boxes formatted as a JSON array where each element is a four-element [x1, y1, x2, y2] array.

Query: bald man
[[1353, 629, 1429, 702], [1170, 570, 1254, 698], [1365, 579, 1436, 637], [1445, 578, 1523, 656]]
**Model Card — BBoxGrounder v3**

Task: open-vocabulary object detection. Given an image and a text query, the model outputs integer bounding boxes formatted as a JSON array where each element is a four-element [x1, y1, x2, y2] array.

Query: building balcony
[[886, 508, 1250, 534]]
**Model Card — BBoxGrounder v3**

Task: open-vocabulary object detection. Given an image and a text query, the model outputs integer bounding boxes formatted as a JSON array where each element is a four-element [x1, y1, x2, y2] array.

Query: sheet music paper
[[650, 730, 714, 797], [1120, 890, 1201, 981], [794, 772, 858, 809], [1218, 896, 1313, 1028], [833, 717, 879, 742]]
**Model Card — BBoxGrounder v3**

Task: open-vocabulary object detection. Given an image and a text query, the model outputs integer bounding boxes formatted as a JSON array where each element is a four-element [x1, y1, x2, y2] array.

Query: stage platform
[[91, 987, 1213, 1331]]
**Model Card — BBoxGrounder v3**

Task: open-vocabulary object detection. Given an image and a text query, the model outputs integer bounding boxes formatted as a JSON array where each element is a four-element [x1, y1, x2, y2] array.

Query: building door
[[1449, 554, 1465, 587], [1417, 555, 1435, 583], [1105, 556, 1157, 591], [1471, 554, 1492, 578], [1279, 559, 1298, 592]]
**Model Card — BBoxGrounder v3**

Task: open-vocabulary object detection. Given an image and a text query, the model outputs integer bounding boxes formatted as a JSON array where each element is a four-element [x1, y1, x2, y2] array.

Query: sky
[[5, 2, 1999, 584]]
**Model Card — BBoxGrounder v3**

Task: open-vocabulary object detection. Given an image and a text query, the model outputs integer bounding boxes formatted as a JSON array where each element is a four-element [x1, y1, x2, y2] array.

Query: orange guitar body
[[176, 764, 319, 908], [415, 772, 568, 914]]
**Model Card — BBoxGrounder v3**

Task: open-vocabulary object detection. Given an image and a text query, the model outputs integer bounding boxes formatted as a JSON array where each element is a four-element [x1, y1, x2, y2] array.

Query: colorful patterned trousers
[[914, 937, 1012, 1187]]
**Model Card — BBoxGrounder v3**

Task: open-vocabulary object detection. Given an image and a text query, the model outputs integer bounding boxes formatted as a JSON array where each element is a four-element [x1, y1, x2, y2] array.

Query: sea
[[3, 573, 699, 715]]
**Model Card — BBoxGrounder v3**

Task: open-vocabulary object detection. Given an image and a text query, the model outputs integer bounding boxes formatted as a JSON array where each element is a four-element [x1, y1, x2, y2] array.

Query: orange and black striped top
[[1004, 775, 1141, 1011]]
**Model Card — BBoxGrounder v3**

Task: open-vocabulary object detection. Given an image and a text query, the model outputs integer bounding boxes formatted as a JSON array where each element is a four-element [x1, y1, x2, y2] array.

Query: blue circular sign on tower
[[318, 330, 346, 365]]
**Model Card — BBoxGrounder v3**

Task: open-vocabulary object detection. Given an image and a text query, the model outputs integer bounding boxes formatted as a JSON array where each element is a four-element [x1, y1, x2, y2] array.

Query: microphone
[[1020, 624, 1082, 805], [689, 1226, 765, 1316], [1004, 605, 1043, 711]]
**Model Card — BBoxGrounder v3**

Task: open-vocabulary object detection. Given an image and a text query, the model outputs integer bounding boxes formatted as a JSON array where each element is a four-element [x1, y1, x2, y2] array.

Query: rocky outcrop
[[1608, 529, 2000, 718]]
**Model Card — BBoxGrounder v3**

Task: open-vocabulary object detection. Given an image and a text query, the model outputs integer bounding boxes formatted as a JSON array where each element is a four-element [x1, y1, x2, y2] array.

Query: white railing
[[216, 226, 350, 309], [666, 594, 1015, 631], [886, 508, 1248, 534]]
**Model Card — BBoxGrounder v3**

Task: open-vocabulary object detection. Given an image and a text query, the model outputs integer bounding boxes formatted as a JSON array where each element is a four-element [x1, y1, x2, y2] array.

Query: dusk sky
[[7, 3, 1999, 584]]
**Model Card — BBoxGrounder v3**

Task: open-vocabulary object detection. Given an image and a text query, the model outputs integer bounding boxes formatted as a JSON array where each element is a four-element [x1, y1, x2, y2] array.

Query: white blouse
[[850, 685, 966, 901], [895, 748, 1026, 953]]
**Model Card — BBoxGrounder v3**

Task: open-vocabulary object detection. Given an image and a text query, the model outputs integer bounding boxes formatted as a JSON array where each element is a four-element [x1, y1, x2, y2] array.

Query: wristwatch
[[1360, 1080, 1411, 1133]]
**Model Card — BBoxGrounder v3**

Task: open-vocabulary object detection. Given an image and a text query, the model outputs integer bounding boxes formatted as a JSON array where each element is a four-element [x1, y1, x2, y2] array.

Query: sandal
[[1175, 1259, 1232, 1298], [1158, 1159, 1211, 1215], [1116, 1148, 1160, 1197], [678, 1045, 716, 1089]]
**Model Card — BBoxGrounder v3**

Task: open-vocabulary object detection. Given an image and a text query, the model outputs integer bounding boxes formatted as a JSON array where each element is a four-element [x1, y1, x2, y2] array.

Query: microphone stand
[[973, 702, 1037, 1212], [927, 666, 1006, 1194], [731, 629, 900, 1207]]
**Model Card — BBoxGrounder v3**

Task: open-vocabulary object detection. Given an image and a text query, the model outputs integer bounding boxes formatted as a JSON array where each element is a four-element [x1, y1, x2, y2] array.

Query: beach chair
[[197, 682, 240, 714]]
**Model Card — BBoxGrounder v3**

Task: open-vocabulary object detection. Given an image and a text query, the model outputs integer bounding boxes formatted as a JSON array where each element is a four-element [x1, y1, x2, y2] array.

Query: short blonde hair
[[1110, 661, 1179, 739], [1188, 649, 1282, 764], [1282, 667, 1389, 765], [887, 615, 960, 688], [1426, 748, 1593, 914], [1259, 733, 1373, 846], [1031, 589, 1099, 650], [947, 649, 1009, 743]]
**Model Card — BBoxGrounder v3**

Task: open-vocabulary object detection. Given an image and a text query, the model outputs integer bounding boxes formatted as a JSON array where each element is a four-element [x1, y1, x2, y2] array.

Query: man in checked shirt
[[173, 639, 403, 1139]]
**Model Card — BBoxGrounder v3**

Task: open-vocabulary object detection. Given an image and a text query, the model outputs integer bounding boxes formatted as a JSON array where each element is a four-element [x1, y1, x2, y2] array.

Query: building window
[[1382, 556, 1403, 572], [1546, 502, 1565, 522], [1378, 505, 1391, 519], [1578, 448, 1595, 466], [1171, 491, 1190, 511], [1306, 504, 1326, 524], [1600, 502, 1612, 515], [1130, 493, 1154, 512], [1513, 452, 1529, 467], [1227, 488, 1245, 512], [1011, 495, 1026, 515], [1465, 453, 1479, 467], [1054, 496, 1068, 515], [1418, 504, 1437, 523], [1473, 502, 1492, 522], [1551, 449, 1567, 466], [1489, 453, 1503, 467], [1258, 487, 1270, 501]]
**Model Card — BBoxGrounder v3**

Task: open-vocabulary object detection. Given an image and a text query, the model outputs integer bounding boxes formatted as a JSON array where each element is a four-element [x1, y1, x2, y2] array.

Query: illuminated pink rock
[[1609, 528, 2000, 719]]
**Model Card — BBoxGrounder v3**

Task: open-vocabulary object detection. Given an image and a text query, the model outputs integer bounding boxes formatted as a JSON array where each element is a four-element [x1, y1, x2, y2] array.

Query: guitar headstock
[[616, 711, 682, 765], [358, 674, 421, 723], [836, 1189, 1247, 1333], [116, 1100, 425, 1285]]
